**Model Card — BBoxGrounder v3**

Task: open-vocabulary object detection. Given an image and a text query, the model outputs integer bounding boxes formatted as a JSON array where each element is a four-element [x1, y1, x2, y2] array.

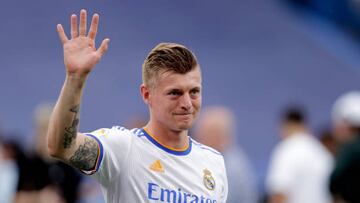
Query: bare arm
[[47, 9, 109, 171]]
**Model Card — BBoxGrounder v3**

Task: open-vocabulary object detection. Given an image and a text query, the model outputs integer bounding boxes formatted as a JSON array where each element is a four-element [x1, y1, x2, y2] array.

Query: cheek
[[161, 101, 176, 115], [193, 98, 202, 110]]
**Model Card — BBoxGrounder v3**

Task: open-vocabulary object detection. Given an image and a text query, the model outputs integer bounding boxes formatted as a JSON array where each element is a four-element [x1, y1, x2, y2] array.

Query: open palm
[[57, 10, 109, 76]]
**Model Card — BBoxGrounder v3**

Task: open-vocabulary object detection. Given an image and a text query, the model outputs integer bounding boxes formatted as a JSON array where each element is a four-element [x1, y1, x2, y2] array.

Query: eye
[[190, 89, 200, 99], [168, 90, 182, 96], [190, 89, 200, 95]]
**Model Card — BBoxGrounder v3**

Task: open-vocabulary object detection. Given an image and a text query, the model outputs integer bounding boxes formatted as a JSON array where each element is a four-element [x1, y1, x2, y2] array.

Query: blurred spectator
[[329, 91, 360, 203], [266, 105, 333, 203], [15, 103, 82, 203], [0, 136, 19, 203], [331, 91, 360, 145], [319, 127, 337, 156], [193, 106, 258, 203]]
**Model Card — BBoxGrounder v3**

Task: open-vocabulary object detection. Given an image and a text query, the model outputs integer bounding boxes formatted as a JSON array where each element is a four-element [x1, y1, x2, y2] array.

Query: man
[[330, 91, 360, 203], [266, 106, 333, 203], [193, 106, 258, 203], [47, 9, 228, 203]]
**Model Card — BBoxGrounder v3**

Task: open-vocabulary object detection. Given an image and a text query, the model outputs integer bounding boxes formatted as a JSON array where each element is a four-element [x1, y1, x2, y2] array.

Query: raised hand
[[57, 9, 109, 77]]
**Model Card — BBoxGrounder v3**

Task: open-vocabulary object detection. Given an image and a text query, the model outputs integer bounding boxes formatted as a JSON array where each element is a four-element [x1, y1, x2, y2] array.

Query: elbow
[[47, 144, 67, 161], [47, 145, 59, 158], [47, 143, 60, 158], [47, 134, 62, 158]]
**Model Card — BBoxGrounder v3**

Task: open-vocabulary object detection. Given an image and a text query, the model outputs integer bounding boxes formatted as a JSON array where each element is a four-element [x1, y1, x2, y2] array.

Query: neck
[[144, 121, 189, 150], [283, 125, 309, 139]]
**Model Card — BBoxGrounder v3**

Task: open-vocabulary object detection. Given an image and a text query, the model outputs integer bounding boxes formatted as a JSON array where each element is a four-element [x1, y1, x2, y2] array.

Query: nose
[[180, 93, 192, 111]]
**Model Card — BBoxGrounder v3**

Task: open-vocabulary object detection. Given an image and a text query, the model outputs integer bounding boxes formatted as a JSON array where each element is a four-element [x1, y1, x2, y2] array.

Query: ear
[[140, 84, 151, 105]]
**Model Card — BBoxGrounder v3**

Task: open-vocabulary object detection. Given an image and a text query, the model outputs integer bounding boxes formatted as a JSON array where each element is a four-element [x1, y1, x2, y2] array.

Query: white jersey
[[84, 126, 228, 203]]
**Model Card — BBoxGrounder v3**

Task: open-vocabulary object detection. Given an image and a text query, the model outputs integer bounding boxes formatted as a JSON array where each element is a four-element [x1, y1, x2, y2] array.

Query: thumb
[[96, 38, 110, 57]]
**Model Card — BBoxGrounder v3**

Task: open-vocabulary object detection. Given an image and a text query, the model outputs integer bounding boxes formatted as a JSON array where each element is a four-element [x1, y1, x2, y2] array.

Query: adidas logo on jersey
[[150, 159, 164, 172]]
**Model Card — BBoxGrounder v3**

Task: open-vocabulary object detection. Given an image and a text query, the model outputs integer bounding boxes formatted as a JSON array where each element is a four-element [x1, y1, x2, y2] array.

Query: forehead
[[155, 67, 202, 90]]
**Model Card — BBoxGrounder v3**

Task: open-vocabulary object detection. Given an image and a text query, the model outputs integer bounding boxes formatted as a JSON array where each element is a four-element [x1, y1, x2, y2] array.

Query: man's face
[[146, 67, 202, 132], [333, 121, 356, 144]]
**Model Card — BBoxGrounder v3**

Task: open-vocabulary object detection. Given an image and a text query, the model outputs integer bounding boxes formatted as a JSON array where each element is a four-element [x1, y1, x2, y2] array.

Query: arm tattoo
[[63, 105, 80, 148], [69, 137, 98, 171]]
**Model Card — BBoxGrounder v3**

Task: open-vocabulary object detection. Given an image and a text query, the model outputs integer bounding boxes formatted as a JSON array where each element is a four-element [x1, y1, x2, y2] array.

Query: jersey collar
[[141, 128, 192, 156]]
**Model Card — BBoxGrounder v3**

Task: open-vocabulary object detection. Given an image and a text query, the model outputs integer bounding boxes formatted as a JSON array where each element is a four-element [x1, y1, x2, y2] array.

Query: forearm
[[47, 74, 87, 159], [49, 9, 109, 169]]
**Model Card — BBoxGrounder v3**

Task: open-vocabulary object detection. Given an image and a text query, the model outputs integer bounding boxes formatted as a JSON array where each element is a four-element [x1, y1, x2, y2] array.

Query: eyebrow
[[166, 88, 183, 94], [165, 86, 201, 91], [191, 87, 201, 90]]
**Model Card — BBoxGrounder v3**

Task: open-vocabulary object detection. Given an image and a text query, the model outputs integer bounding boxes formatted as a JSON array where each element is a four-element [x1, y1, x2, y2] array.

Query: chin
[[176, 122, 193, 131]]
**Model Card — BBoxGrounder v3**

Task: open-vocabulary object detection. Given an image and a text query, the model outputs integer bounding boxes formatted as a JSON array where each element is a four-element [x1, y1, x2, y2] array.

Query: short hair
[[142, 43, 199, 88], [281, 105, 307, 124]]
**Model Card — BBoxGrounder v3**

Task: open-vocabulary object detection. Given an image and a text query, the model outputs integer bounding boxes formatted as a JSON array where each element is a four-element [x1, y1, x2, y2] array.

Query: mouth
[[173, 112, 193, 120], [173, 112, 192, 116]]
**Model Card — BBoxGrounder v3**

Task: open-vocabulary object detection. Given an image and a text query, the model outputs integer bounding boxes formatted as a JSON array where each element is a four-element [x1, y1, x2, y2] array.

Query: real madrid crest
[[203, 168, 215, 190]]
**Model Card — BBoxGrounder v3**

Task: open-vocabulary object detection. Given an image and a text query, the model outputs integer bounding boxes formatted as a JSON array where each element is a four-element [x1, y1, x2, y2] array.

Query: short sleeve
[[84, 126, 133, 186]]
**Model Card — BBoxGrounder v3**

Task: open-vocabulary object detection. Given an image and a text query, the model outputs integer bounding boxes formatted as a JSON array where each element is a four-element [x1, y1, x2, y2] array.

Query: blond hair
[[142, 43, 199, 88]]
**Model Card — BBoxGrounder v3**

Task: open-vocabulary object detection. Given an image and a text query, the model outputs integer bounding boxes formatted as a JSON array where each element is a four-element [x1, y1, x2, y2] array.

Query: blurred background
[[1, 0, 360, 202]]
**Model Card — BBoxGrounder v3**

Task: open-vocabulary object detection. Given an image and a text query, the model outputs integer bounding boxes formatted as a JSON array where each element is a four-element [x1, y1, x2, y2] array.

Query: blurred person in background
[[16, 103, 82, 203], [193, 106, 258, 203], [0, 135, 19, 203], [330, 91, 360, 203], [266, 105, 333, 203], [318, 127, 337, 156]]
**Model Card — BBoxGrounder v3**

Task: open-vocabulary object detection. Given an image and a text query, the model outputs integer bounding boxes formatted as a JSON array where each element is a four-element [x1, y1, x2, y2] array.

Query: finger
[[88, 13, 99, 40], [70, 14, 78, 38], [57, 24, 68, 44], [96, 38, 110, 57], [79, 9, 87, 36]]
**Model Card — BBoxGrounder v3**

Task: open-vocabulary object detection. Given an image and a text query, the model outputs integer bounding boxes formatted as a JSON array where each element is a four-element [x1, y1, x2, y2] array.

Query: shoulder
[[87, 126, 142, 137], [272, 134, 308, 155], [191, 138, 223, 157], [190, 139, 228, 179], [269, 137, 300, 164], [85, 126, 145, 145]]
